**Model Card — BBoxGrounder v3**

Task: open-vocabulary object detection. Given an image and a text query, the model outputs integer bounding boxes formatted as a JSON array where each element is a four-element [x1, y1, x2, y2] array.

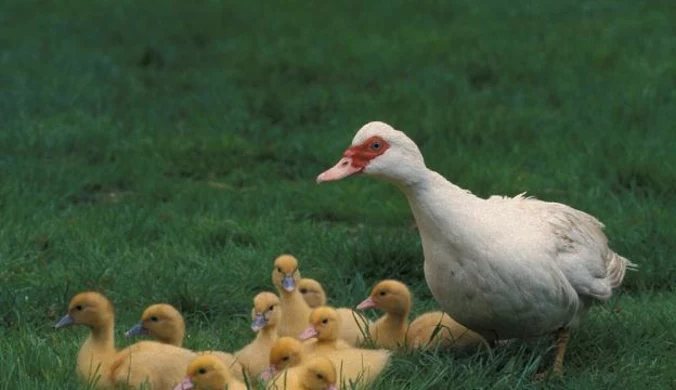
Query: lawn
[[1, 0, 675, 389]]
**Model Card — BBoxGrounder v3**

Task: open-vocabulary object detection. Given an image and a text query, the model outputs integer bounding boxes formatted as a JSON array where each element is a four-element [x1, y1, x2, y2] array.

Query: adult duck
[[316, 121, 636, 376]]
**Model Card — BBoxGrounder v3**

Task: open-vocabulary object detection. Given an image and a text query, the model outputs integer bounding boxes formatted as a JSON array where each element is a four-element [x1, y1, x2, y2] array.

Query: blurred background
[[1, 0, 674, 388]]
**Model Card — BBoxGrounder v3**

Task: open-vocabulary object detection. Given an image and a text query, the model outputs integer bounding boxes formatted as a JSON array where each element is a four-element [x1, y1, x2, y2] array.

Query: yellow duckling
[[173, 354, 246, 390], [407, 311, 486, 350], [260, 336, 304, 381], [264, 337, 389, 390], [299, 278, 371, 346], [267, 356, 337, 390], [299, 306, 351, 356], [125, 303, 243, 379], [272, 255, 313, 339], [234, 291, 281, 379], [357, 280, 411, 348], [54, 291, 196, 389]]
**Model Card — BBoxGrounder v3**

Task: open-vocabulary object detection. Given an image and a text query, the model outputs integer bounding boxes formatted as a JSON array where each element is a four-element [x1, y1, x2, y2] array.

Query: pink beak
[[357, 296, 376, 310], [173, 376, 194, 390], [259, 365, 278, 381], [299, 326, 318, 340], [316, 157, 362, 183]]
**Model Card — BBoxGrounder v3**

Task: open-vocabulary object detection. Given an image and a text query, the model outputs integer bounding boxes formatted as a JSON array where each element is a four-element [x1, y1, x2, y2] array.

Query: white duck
[[316, 121, 636, 377]]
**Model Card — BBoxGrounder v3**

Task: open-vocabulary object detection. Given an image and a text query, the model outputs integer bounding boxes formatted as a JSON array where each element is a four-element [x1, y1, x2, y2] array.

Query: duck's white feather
[[338, 121, 636, 340]]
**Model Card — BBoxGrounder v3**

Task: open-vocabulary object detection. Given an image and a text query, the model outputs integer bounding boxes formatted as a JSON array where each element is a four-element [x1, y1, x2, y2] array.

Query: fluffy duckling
[[407, 311, 486, 350], [299, 279, 371, 346], [54, 291, 196, 389], [173, 354, 246, 390], [267, 356, 337, 390], [54, 292, 119, 388], [357, 280, 411, 348], [234, 291, 281, 379], [299, 306, 352, 356], [125, 304, 185, 346], [264, 336, 390, 389], [125, 303, 243, 379], [298, 278, 326, 309], [260, 336, 304, 381], [272, 255, 313, 338]]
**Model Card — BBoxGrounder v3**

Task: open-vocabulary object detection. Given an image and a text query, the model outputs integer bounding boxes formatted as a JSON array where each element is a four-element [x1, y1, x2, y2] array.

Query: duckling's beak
[[357, 296, 376, 310], [299, 326, 318, 340], [125, 322, 148, 337], [251, 314, 267, 332], [316, 156, 361, 183], [173, 376, 194, 390], [54, 313, 74, 329], [259, 365, 277, 381], [282, 274, 296, 292]]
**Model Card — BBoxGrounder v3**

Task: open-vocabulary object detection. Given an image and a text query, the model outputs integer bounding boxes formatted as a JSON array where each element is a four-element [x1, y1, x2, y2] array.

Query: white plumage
[[317, 121, 636, 375]]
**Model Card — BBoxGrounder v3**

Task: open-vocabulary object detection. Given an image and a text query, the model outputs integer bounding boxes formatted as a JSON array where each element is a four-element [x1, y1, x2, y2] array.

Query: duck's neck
[[399, 169, 481, 244], [78, 320, 116, 381], [161, 330, 184, 347], [280, 290, 311, 313], [258, 326, 278, 342], [87, 321, 116, 353], [381, 311, 409, 332]]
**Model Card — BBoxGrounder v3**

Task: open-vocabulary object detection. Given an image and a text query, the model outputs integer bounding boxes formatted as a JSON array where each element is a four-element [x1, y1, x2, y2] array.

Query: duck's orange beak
[[316, 156, 361, 183]]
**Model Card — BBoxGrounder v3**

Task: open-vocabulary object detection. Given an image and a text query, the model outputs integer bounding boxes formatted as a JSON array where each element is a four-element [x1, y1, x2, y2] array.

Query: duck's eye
[[277, 267, 282, 273], [379, 291, 387, 296], [75, 305, 83, 311], [268, 305, 274, 311], [299, 288, 307, 294], [282, 356, 289, 361], [150, 316, 158, 322], [316, 373, 324, 380], [370, 141, 381, 150], [198, 368, 207, 375], [321, 318, 328, 324]]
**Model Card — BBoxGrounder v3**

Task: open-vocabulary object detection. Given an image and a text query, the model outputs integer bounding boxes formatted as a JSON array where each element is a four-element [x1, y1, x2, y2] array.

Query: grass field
[[1, 0, 675, 389]]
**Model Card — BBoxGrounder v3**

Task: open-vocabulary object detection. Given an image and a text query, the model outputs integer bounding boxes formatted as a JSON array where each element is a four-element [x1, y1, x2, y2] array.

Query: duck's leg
[[551, 327, 570, 376], [533, 327, 570, 381]]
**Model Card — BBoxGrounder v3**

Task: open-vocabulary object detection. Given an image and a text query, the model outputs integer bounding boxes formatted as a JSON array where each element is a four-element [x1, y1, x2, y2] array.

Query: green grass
[[1, 0, 675, 388]]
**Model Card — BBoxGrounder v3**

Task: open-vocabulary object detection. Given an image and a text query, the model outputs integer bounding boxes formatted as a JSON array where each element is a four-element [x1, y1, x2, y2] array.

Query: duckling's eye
[[75, 305, 83, 311], [370, 141, 381, 151], [321, 318, 328, 324], [150, 316, 158, 322], [282, 356, 289, 361], [277, 267, 282, 273], [316, 373, 324, 380], [268, 305, 274, 311], [198, 368, 207, 375], [379, 291, 387, 296], [299, 288, 307, 294]]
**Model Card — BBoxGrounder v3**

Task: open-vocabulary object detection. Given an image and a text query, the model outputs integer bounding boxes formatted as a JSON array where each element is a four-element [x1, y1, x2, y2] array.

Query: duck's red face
[[316, 136, 390, 183]]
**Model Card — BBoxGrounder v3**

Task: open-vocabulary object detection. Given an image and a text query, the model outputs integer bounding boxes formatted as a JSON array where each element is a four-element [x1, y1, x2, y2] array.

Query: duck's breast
[[413, 196, 582, 339]]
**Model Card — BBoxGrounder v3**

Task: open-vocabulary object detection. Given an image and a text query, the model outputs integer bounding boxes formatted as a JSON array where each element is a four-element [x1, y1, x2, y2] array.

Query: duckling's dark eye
[[370, 141, 381, 150], [198, 368, 207, 375], [75, 305, 83, 311], [316, 373, 324, 380], [150, 316, 158, 322], [282, 356, 289, 361], [299, 288, 307, 294], [321, 318, 328, 324], [277, 267, 282, 273], [268, 305, 274, 311], [379, 291, 387, 296]]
